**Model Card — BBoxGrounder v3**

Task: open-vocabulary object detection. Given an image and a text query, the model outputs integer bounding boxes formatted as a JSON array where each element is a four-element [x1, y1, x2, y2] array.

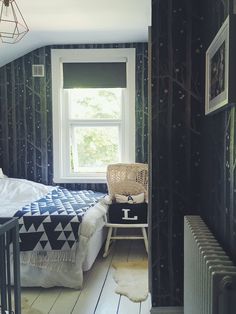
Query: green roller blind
[[63, 62, 127, 89]]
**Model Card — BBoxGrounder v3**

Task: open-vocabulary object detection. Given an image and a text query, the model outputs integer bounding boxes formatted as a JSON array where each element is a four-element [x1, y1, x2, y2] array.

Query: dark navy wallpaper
[[151, 0, 204, 307], [0, 43, 148, 191], [201, 0, 236, 265], [2, 0, 235, 310]]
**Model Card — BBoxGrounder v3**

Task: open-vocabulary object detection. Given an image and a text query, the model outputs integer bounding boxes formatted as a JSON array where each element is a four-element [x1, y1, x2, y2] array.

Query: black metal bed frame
[[0, 217, 21, 314]]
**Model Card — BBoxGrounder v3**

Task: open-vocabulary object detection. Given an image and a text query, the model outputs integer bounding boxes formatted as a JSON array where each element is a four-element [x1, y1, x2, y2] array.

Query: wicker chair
[[103, 163, 148, 257]]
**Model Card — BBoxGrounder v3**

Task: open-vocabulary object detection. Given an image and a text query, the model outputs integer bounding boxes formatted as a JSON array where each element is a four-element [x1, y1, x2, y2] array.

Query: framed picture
[[205, 16, 229, 115]]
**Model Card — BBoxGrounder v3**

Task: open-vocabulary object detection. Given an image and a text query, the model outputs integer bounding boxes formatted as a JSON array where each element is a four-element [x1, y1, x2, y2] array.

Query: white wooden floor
[[21, 240, 151, 314]]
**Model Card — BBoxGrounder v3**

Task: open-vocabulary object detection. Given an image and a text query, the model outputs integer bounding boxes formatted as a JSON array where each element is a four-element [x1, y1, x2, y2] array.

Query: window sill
[[53, 176, 107, 184]]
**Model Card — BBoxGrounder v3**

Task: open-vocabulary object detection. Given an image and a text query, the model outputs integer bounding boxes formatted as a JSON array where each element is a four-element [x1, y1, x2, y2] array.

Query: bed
[[0, 177, 108, 289]]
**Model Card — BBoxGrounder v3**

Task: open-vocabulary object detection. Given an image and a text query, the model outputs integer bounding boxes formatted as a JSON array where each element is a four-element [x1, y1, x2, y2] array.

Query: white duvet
[[0, 178, 55, 217]]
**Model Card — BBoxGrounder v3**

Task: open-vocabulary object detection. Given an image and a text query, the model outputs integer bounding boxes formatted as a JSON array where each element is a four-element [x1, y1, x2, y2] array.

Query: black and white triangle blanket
[[14, 188, 105, 265]]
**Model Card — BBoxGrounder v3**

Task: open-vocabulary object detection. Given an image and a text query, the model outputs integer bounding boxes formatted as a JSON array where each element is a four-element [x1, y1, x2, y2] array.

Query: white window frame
[[51, 48, 136, 183]]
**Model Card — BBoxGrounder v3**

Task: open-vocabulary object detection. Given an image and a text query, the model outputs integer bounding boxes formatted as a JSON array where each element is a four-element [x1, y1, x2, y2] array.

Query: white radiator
[[184, 216, 236, 314]]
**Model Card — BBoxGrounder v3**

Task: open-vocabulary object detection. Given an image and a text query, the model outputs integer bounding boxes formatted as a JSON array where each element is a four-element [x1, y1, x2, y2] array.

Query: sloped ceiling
[[0, 0, 151, 67]]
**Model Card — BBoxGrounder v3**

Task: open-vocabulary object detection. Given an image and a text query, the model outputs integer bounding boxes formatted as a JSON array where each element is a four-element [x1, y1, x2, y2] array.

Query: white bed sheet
[[1, 178, 108, 288]]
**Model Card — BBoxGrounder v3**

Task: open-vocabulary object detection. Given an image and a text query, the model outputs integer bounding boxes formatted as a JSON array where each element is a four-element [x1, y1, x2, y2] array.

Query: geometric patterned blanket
[[14, 188, 105, 258]]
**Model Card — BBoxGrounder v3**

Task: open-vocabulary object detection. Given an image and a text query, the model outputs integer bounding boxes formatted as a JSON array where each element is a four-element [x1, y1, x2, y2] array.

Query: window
[[67, 88, 122, 173], [51, 48, 136, 183]]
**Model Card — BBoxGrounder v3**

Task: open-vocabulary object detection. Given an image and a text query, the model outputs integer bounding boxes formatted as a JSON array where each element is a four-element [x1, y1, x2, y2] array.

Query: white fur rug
[[112, 260, 148, 302]]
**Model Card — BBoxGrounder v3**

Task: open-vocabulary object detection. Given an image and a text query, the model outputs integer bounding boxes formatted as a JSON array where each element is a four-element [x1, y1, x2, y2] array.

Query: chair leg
[[113, 227, 117, 237], [103, 227, 113, 257], [142, 227, 148, 253]]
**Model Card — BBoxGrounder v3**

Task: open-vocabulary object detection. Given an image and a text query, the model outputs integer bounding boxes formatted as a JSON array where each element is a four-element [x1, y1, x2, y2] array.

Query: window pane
[[70, 126, 120, 173], [68, 88, 122, 119]]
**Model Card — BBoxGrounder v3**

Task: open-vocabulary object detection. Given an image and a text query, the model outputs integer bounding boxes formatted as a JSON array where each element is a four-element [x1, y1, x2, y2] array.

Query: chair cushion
[[108, 202, 147, 224], [115, 193, 145, 204]]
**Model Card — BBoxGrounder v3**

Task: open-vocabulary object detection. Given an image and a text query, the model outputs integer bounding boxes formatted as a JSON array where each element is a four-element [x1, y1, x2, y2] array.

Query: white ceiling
[[0, 0, 151, 67]]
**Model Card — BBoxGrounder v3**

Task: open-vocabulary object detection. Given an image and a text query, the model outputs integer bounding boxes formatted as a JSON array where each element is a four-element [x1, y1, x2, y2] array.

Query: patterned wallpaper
[[201, 0, 236, 265], [3, 1, 235, 310], [0, 43, 148, 191], [151, 0, 204, 307]]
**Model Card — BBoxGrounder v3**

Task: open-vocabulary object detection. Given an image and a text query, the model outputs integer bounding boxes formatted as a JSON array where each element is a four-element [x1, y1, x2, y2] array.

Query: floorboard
[[71, 248, 114, 314], [18, 287, 42, 306], [49, 289, 81, 314], [31, 288, 61, 313], [140, 294, 152, 314], [94, 241, 129, 314], [118, 296, 141, 314], [20, 240, 150, 314]]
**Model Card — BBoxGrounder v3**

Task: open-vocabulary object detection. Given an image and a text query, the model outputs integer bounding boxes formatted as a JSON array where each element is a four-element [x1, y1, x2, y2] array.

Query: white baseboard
[[151, 307, 184, 314]]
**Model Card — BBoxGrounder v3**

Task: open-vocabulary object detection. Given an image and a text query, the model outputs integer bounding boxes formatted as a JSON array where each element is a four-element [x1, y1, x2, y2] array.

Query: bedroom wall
[[0, 43, 148, 191], [201, 0, 236, 265], [151, 0, 204, 307]]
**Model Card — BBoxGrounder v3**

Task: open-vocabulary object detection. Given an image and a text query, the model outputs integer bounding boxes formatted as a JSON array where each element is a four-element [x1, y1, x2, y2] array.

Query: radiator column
[[184, 216, 236, 314]]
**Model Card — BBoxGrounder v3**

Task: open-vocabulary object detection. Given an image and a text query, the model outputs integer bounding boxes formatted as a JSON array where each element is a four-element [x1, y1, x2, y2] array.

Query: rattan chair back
[[106, 163, 148, 202]]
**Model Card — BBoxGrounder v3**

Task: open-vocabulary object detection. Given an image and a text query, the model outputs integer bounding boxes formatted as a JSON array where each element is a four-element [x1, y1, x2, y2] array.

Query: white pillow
[[115, 192, 145, 204]]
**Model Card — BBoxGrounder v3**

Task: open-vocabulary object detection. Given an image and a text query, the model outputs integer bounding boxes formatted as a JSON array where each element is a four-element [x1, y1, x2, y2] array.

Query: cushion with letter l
[[107, 203, 147, 224]]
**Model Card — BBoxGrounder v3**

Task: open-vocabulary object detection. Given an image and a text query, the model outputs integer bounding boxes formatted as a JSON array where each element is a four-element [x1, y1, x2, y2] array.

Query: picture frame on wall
[[205, 16, 229, 115]]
